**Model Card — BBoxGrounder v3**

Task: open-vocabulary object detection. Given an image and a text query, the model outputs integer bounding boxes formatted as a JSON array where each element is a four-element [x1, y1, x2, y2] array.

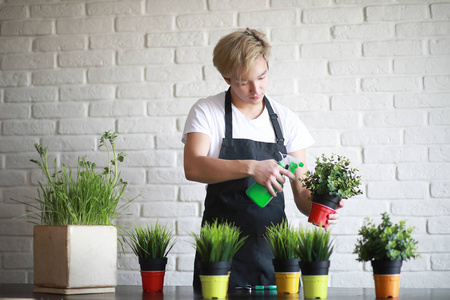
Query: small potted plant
[[300, 153, 362, 229], [296, 225, 334, 299], [264, 220, 300, 294], [192, 220, 248, 299], [125, 222, 176, 292], [353, 212, 419, 299], [16, 131, 131, 295]]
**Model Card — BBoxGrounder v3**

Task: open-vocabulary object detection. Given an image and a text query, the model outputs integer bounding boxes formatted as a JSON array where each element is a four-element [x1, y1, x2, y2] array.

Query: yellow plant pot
[[275, 272, 300, 294], [199, 274, 229, 299], [374, 274, 400, 298], [301, 275, 328, 299]]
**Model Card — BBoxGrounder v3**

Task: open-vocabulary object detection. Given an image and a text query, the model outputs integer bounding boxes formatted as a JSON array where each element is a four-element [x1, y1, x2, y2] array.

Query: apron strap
[[264, 96, 285, 146], [224, 88, 285, 145], [225, 88, 233, 139]]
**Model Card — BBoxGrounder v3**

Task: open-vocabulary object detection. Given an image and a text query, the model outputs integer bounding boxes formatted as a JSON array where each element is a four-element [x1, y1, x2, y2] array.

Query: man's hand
[[326, 200, 344, 227], [250, 159, 295, 197]]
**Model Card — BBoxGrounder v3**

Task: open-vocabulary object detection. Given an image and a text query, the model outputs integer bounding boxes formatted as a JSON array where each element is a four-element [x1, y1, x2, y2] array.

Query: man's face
[[226, 55, 269, 107]]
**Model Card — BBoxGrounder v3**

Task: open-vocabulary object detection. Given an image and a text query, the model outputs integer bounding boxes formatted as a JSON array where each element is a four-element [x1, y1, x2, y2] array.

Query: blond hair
[[213, 28, 271, 79]]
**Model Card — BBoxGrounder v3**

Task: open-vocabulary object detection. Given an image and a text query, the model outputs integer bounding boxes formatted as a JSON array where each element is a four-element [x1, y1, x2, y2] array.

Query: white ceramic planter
[[33, 225, 117, 295]]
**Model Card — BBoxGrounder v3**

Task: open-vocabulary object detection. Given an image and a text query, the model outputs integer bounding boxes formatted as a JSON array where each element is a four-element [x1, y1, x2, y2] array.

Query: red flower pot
[[139, 257, 167, 292], [308, 194, 340, 230], [141, 271, 165, 292]]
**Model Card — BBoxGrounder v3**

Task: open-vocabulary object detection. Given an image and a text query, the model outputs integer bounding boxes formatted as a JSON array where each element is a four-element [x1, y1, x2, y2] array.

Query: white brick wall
[[0, 0, 449, 289]]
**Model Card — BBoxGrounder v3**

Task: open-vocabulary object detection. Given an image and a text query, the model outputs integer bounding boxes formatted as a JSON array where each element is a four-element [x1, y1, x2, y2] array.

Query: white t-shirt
[[182, 91, 315, 158]]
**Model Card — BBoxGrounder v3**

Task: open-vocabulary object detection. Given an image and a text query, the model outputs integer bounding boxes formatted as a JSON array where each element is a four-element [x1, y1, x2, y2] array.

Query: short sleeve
[[182, 99, 211, 144]]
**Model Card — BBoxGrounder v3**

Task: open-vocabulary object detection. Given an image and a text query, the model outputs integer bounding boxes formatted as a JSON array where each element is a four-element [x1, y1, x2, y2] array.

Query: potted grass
[[125, 222, 175, 292], [192, 220, 248, 299], [264, 220, 300, 294], [299, 154, 362, 229], [17, 131, 130, 295], [295, 225, 334, 299], [353, 212, 419, 299]]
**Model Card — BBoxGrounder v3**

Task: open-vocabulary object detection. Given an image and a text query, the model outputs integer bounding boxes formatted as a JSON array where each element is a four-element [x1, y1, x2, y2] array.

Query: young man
[[182, 28, 342, 289]]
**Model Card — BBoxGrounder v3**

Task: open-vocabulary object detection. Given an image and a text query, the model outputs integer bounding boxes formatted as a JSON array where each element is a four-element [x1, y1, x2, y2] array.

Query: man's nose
[[250, 81, 259, 94]]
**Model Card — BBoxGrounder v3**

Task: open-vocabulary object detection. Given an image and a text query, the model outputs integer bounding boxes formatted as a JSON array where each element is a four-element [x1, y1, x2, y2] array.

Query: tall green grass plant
[[192, 220, 248, 262], [23, 131, 130, 225], [126, 222, 176, 259], [264, 220, 299, 260], [296, 226, 334, 262]]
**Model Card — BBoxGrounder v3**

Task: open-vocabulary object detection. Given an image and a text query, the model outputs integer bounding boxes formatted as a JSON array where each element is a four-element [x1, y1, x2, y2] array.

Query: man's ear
[[223, 76, 231, 85]]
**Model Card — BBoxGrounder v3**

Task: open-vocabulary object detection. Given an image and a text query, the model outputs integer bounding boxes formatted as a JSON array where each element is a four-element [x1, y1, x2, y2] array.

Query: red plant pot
[[141, 271, 165, 292], [308, 202, 336, 230]]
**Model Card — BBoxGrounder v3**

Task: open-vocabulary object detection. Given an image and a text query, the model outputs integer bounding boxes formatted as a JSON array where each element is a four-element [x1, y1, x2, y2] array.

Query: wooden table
[[1, 284, 450, 299]]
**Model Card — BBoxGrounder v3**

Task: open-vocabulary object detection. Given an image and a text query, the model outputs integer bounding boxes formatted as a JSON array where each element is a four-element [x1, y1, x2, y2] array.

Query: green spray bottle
[[246, 154, 304, 208]]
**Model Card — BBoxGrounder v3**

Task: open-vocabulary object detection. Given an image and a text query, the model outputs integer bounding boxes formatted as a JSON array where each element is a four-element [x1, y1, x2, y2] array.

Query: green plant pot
[[199, 274, 230, 299], [301, 275, 328, 299], [300, 261, 330, 299]]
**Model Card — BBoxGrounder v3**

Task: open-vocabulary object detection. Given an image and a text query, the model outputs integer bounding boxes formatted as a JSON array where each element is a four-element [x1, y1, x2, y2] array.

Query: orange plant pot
[[373, 274, 400, 299]]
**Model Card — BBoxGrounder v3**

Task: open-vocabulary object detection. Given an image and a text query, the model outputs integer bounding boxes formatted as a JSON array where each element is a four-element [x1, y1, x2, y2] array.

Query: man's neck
[[230, 93, 265, 120]]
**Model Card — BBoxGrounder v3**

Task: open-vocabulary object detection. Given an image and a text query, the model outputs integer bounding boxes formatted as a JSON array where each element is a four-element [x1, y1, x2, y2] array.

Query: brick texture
[[0, 0, 449, 289]]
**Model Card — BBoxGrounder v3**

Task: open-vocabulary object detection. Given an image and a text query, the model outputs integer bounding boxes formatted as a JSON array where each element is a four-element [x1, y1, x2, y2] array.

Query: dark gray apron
[[193, 88, 287, 290]]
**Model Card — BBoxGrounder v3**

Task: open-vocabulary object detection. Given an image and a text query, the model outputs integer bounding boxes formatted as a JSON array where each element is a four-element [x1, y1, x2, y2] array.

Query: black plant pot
[[371, 260, 403, 275], [313, 194, 341, 210], [273, 258, 300, 273], [199, 261, 231, 276], [299, 260, 330, 276], [139, 257, 168, 272]]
